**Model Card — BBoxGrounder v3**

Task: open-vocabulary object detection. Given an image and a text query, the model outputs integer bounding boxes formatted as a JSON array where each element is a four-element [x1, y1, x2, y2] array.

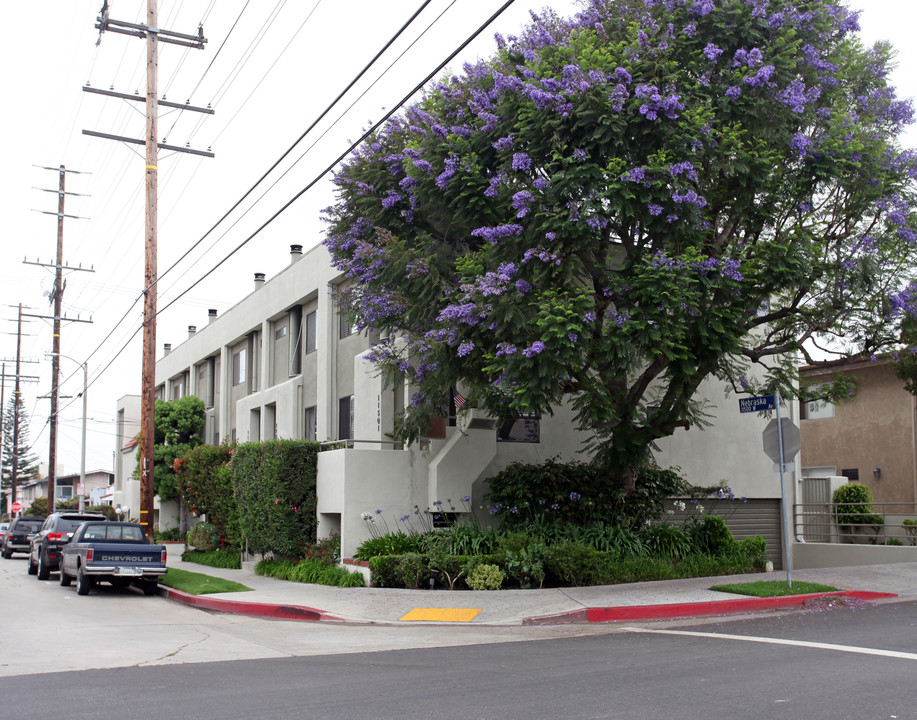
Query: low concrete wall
[[794, 541, 917, 569]]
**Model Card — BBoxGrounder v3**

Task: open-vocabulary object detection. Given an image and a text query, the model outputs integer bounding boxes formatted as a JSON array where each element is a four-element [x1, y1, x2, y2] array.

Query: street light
[[47, 353, 87, 513]]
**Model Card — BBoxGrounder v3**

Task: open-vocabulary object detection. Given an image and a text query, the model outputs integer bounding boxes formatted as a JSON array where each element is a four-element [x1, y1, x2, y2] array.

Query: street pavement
[[161, 546, 916, 626]]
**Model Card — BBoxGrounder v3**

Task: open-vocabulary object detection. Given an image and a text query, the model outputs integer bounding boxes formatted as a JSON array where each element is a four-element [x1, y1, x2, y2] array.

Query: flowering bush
[[324, 0, 917, 491]]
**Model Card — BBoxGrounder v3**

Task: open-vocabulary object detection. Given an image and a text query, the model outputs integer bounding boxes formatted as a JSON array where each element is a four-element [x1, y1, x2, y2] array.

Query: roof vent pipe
[[208, 308, 218, 324], [188, 325, 197, 338], [254, 272, 266, 289], [290, 244, 303, 264], [163, 343, 172, 356]]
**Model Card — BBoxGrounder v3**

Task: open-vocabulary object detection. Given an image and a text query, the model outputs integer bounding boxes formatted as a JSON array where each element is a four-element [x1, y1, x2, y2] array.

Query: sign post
[[742, 393, 800, 588]]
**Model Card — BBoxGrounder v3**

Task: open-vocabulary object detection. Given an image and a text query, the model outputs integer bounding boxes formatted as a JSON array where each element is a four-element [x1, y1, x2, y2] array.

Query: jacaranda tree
[[323, 0, 917, 490]]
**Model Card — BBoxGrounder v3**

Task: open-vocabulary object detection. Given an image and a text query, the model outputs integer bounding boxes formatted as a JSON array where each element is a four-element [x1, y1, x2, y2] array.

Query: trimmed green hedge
[[233, 440, 319, 557], [175, 444, 239, 546], [181, 547, 242, 569], [256, 558, 365, 588]]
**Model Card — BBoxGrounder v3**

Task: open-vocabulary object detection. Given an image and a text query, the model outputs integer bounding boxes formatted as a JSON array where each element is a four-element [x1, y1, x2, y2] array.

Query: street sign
[[10, 501, 21, 513], [739, 395, 776, 413], [763, 417, 801, 464]]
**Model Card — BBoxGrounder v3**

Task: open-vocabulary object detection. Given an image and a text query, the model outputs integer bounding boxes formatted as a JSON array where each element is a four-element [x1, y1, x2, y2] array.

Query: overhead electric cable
[[59, 0, 515, 405]]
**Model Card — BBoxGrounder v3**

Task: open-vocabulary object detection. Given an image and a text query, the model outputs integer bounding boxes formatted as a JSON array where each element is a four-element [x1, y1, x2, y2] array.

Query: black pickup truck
[[60, 521, 167, 596]]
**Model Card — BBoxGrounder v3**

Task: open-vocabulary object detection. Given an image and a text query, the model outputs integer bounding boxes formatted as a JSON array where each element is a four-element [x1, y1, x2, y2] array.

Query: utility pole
[[27, 165, 91, 510], [89, 0, 210, 539]]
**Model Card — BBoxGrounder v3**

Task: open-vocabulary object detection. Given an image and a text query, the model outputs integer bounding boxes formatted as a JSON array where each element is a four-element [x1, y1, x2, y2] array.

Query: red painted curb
[[160, 586, 343, 622], [583, 591, 898, 623]]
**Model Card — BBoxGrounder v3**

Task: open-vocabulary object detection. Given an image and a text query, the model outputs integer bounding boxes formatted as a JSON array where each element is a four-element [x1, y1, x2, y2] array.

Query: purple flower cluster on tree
[[323, 0, 917, 491]]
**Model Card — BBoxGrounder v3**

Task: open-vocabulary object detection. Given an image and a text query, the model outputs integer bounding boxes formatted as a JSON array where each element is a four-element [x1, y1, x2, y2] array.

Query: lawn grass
[[709, 580, 839, 597], [160, 567, 253, 595]]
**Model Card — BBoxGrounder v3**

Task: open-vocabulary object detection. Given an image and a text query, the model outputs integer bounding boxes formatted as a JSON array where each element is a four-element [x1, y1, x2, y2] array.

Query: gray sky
[[0, 0, 914, 477]]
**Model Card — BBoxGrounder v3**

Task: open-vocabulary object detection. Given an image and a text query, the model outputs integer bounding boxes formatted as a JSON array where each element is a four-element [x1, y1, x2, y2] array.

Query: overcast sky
[[1, 0, 915, 478]]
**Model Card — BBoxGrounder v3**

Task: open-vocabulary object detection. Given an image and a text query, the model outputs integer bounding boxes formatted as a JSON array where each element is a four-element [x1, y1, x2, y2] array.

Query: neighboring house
[[55, 470, 114, 507], [147, 241, 792, 561], [799, 358, 917, 505], [113, 395, 141, 520]]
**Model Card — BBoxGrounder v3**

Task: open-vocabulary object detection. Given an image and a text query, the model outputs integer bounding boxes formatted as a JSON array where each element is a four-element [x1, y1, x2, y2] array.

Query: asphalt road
[[3, 555, 916, 719]]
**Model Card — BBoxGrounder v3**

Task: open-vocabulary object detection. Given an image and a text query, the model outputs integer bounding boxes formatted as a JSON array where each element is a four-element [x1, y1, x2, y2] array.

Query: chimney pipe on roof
[[290, 244, 303, 264], [163, 343, 172, 356], [208, 309, 218, 324], [254, 272, 266, 290], [188, 325, 197, 338]]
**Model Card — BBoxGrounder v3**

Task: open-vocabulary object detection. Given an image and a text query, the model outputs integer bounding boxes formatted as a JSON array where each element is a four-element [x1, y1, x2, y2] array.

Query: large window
[[304, 406, 317, 441], [305, 310, 317, 354], [338, 396, 354, 440], [289, 306, 302, 375]]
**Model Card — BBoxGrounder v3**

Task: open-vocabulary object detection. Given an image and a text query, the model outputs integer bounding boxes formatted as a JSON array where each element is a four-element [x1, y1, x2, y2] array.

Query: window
[[305, 406, 317, 441], [250, 331, 261, 391], [338, 396, 354, 440], [289, 306, 302, 375], [232, 347, 247, 386], [339, 311, 357, 339], [497, 413, 540, 443], [274, 324, 287, 340], [841, 469, 860, 482], [305, 311, 317, 354]]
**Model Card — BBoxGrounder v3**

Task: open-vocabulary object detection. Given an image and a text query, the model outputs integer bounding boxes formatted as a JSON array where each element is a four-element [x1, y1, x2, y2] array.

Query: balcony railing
[[793, 502, 917, 545]]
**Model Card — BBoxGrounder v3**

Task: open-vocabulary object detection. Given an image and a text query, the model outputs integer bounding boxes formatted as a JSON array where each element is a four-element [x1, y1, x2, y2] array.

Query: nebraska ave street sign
[[738, 395, 776, 413]]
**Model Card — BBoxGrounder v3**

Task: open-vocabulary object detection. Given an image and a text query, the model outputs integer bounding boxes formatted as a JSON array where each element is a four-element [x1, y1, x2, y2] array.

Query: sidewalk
[[159, 554, 916, 625]]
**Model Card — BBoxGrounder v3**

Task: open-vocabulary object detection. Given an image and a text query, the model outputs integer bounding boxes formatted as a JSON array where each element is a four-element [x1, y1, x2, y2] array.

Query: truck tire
[[37, 551, 51, 580], [28, 554, 38, 575], [60, 567, 72, 586], [76, 565, 93, 596], [141, 580, 158, 596]]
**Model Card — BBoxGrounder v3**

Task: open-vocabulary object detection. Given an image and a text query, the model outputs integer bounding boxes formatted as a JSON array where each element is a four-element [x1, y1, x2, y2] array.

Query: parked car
[[60, 521, 167, 596], [0, 522, 8, 547], [29, 511, 107, 579], [2, 516, 45, 558]]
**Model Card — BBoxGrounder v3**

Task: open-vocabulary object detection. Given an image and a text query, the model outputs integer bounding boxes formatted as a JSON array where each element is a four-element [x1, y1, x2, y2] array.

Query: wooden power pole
[[88, 0, 210, 539]]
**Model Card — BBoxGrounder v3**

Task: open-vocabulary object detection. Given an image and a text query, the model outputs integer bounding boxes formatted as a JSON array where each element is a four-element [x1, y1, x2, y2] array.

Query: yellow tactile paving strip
[[399, 608, 482, 622]]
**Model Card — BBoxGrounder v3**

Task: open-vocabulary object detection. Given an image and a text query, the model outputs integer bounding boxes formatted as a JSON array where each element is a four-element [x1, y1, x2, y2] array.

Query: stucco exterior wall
[[800, 361, 917, 504]]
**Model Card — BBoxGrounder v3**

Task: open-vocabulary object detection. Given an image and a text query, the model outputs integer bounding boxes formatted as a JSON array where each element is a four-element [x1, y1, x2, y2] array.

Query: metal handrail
[[793, 501, 917, 545]]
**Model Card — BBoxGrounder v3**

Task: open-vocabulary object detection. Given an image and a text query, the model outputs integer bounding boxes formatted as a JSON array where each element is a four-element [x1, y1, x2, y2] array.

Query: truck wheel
[[60, 567, 72, 586], [27, 554, 38, 575], [37, 552, 51, 580], [2, 550, 11, 559], [141, 580, 159, 596], [76, 566, 93, 596]]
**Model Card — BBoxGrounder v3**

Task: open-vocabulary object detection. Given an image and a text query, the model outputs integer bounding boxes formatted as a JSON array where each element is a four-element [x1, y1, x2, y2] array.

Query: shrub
[[368, 555, 402, 587], [397, 553, 429, 589], [175, 443, 239, 546], [303, 534, 341, 566], [639, 523, 693, 559], [353, 531, 427, 560], [187, 522, 221, 552], [886, 538, 904, 546], [466, 564, 504, 591], [256, 558, 365, 588], [503, 544, 546, 589], [155, 527, 186, 542], [181, 547, 241, 569], [233, 440, 319, 558], [687, 514, 737, 555], [832, 482, 876, 525], [736, 535, 767, 560], [544, 541, 600, 586], [485, 459, 688, 529]]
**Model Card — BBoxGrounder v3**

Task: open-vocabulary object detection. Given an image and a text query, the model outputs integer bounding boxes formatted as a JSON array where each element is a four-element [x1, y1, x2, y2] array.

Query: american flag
[[454, 392, 467, 409]]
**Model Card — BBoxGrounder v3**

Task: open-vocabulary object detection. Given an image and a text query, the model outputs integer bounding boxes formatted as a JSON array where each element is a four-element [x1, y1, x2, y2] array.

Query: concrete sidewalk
[[159, 555, 916, 625]]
